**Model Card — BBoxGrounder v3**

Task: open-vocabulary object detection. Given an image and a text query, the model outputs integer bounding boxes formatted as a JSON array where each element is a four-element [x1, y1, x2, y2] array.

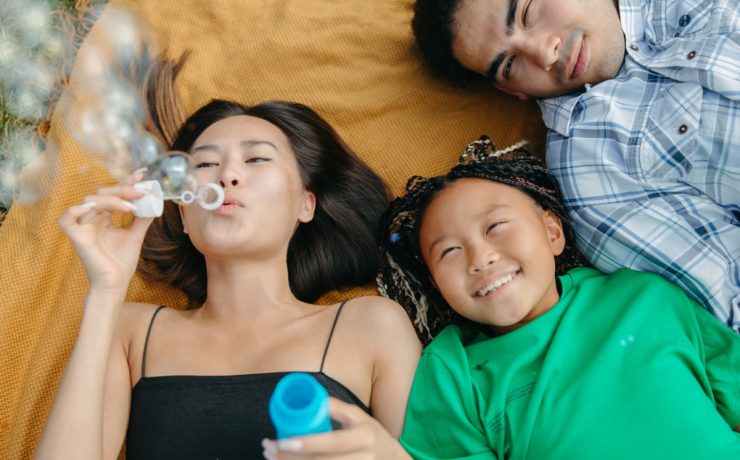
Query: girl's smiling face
[[419, 178, 565, 334]]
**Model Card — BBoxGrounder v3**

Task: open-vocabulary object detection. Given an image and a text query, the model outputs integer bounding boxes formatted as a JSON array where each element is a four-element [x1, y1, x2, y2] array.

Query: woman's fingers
[[327, 398, 368, 427], [261, 399, 381, 459], [81, 194, 139, 214], [93, 183, 146, 202], [58, 202, 97, 231], [121, 167, 148, 185]]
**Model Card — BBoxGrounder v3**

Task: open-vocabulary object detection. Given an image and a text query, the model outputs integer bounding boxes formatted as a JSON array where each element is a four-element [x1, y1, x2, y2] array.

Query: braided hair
[[377, 136, 587, 344]]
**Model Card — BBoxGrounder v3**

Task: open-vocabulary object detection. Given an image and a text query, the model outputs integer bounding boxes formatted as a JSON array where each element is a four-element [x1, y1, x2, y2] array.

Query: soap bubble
[[0, 126, 49, 206], [142, 152, 224, 210]]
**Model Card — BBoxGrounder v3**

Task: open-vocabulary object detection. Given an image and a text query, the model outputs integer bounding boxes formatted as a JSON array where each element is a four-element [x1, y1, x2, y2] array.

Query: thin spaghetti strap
[[319, 301, 348, 373], [141, 306, 166, 378]]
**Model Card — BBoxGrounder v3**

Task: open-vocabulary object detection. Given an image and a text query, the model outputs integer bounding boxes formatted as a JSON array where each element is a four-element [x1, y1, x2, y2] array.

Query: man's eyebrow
[[486, 0, 518, 81], [487, 52, 506, 81], [506, 0, 518, 33]]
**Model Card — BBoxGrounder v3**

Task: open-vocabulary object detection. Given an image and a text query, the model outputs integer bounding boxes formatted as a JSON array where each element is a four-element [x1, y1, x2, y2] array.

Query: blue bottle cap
[[269, 373, 332, 439]]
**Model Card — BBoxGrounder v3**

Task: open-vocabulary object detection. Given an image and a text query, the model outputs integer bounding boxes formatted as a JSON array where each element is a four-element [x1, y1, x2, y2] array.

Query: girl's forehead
[[419, 178, 541, 235], [429, 178, 533, 209]]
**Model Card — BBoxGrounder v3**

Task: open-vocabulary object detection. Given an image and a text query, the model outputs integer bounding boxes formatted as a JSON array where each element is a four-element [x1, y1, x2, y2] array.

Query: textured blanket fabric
[[0, 0, 545, 457]]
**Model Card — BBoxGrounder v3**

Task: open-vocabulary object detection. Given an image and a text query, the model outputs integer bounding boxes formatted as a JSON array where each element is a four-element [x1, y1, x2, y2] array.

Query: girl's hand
[[261, 398, 411, 460], [58, 170, 154, 291]]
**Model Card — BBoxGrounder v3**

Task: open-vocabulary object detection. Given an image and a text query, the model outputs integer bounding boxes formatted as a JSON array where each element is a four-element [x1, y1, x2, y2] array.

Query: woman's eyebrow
[[241, 139, 278, 151], [191, 139, 279, 154]]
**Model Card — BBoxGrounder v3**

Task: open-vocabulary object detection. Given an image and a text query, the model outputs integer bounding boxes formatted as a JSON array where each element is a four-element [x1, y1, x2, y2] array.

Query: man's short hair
[[412, 0, 485, 85]]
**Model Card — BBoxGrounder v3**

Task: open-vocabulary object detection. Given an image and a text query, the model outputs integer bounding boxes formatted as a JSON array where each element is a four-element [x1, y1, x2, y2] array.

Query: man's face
[[452, 0, 625, 99]]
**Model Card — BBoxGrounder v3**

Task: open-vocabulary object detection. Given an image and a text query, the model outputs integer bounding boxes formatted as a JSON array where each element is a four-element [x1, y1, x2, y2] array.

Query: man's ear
[[494, 83, 530, 101], [298, 189, 316, 224], [542, 210, 566, 256]]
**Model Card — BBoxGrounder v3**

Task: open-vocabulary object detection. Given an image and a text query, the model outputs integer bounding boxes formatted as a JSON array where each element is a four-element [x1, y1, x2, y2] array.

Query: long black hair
[[377, 136, 586, 344]]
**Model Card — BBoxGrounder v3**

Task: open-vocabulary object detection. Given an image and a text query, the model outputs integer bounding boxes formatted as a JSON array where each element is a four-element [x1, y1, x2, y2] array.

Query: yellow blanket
[[0, 0, 545, 456]]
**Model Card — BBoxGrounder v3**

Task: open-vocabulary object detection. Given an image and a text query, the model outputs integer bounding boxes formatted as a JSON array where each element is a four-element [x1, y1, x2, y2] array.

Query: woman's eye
[[440, 247, 457, 260], [486, 223, 500, 234], [195, 162, 218, 169], [503, 56, 516, 79]]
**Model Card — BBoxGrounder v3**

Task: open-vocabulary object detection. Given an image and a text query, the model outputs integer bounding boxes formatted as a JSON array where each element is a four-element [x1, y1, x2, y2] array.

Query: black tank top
[[125, 301, 368, 459]]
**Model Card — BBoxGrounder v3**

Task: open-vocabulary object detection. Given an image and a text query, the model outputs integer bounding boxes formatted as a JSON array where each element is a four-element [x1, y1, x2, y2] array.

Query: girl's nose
[[468, 245, 499, 274]]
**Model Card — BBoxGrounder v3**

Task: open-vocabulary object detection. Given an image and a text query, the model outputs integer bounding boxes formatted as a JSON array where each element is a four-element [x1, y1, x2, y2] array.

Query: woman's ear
[[178, 204, 188, 234], [298, 189, 316, 223], [542, 210, 566, 256]]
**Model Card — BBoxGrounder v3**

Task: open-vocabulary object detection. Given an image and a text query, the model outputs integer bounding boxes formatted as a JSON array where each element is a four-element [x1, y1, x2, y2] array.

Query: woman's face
[[180, 115, 315, 259], [419, 178, 564, 334]]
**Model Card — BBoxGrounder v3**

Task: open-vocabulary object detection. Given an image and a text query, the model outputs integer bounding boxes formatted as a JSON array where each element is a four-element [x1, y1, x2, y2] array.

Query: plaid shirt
[[541, 0, 740, 332]]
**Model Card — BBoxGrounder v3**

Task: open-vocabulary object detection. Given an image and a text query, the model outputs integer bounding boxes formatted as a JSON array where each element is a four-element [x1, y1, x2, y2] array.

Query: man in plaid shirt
[[412, 0, 739, 332]]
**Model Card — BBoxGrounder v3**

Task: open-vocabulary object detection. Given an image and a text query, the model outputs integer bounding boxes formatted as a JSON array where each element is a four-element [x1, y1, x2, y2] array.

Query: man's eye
[[486, 223, 499, 234], [195, 162, 218, 168], [504, 56, 516, 79], [440, 247, 457, 259], [246, 157, 269, 164]]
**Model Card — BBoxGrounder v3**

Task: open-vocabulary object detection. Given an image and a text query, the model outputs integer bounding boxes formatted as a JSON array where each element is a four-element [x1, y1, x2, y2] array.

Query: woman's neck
[[198, 257, 302, 321]]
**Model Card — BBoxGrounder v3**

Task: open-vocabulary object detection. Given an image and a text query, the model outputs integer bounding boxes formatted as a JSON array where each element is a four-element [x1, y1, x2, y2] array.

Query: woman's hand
[[261, 398, 411, 460], [58, 170, 153, 291]]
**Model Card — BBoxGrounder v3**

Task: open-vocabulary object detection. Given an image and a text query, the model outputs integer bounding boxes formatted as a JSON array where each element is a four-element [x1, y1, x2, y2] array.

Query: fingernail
[[80, 201, 97, 209], [261, 440, 277, 455], [133, 167, 148, 175], [122, 201, 138, 212], [277, 439, 303, 452]]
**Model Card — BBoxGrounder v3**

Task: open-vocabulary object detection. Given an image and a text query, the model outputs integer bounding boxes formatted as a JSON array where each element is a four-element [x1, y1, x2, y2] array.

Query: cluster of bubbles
[[0, 0, 223, 214], [0, 0, 71, 208]]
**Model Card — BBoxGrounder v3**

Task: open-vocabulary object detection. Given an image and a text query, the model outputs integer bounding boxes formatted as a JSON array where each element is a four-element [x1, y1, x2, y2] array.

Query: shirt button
[[629, 43, 639, 51], [687, 50, 697, 59], [678, 124, 689, 134], [679, 15, 691, 27]]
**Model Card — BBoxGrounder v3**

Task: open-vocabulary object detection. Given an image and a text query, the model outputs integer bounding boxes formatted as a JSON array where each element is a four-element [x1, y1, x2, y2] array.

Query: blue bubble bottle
[[269, 373, 333, 439]]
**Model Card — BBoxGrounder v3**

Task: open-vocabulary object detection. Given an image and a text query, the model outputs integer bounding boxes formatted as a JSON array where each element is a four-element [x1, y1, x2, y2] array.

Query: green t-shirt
[[401, 268, 740, 459]]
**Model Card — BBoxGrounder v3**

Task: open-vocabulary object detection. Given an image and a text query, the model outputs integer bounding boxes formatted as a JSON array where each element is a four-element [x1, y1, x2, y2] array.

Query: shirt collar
[[537, 91, 584, 137]]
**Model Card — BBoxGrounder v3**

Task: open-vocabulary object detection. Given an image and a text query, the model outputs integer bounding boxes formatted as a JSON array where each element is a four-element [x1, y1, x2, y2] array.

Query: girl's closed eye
[[440, 246, 459, 260], [486, 221, 505, 235], [195, 161, 219, 169]]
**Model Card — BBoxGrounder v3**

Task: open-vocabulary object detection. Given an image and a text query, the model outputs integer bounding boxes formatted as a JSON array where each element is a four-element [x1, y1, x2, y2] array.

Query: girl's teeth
[[477, 273, 515, 296]]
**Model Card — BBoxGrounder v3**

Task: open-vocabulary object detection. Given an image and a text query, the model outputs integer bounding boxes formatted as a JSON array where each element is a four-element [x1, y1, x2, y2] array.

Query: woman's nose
[[219, 176, 239, 187], [217, 166, 240, 188]]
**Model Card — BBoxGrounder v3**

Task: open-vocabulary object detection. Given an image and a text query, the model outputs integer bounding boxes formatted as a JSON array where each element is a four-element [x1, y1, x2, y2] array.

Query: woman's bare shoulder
[[338, 296, 419, 342], [115, 302, 171, 345]]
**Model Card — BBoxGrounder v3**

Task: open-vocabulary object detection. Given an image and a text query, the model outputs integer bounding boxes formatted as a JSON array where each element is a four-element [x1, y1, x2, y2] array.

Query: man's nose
[[524, 33, 561, 71]]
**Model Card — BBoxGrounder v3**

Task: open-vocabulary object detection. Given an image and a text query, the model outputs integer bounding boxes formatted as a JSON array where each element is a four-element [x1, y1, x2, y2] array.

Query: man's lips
[[567, 37, 589, 80]]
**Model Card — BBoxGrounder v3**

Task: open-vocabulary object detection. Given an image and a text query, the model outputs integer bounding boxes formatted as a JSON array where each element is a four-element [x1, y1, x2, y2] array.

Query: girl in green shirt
[[378, 136, 740, 459]]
